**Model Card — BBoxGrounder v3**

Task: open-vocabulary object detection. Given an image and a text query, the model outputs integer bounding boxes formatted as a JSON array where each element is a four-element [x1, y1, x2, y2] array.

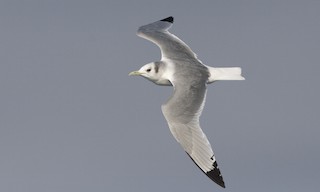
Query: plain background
[[1, 0, 319, 191]]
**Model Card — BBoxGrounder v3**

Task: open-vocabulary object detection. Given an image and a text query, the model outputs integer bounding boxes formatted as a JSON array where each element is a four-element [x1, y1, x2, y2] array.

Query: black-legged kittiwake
[[129, 16, 245, 188]]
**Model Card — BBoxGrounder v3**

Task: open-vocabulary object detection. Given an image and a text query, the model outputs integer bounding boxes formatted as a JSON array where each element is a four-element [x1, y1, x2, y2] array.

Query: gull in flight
[[129, 16, 244, 188]]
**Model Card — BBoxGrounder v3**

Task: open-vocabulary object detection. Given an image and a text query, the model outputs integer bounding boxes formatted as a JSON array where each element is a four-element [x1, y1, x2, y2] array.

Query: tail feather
[[207, 67, 245, 83]]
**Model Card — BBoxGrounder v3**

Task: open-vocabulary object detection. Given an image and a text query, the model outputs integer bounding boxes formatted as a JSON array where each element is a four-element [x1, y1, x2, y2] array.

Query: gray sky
[[1, 0, 319, 191]]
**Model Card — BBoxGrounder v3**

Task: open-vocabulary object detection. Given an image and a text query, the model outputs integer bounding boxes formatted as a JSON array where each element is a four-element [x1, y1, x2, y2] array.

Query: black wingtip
[[160, 16, 174, 23], [206, 162, 226, 188], [186, 153, 225, 188]]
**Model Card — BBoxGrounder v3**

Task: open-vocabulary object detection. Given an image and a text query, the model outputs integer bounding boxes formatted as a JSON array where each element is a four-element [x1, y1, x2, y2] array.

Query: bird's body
[[129, 16, 244, 188]]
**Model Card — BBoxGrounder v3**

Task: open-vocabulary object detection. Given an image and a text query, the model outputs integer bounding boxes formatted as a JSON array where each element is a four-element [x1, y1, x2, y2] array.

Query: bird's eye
[[146, 68, 151, 72]]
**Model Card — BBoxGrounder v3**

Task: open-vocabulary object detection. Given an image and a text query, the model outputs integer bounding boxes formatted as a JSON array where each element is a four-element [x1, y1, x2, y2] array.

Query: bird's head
[[129, 62, 161, 82]]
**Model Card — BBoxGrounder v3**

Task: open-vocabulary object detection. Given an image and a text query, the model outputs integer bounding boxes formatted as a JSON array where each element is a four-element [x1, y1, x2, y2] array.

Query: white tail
[[207, 67, 245, 83]]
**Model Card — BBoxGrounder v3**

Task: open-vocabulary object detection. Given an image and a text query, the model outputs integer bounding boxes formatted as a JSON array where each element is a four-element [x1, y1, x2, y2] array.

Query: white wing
[[161, 72, 225, 188], [137, 16, 198, 60], [138, 17, 226, 188]]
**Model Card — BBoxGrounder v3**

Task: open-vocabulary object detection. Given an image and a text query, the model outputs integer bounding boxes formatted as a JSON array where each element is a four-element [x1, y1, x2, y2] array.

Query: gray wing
[[161, 67, 225, 188], [137, 16, 198, 60]]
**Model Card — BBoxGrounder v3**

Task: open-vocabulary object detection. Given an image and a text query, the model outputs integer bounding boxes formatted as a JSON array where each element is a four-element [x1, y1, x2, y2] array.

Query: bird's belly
[[155, 79, 172, 86]]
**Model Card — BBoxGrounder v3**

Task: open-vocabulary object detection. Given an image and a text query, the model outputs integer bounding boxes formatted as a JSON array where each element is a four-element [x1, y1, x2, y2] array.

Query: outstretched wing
[[137, 16, 198, 60], [139, 16, 225, 188], [161, 70, 225, 188]]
